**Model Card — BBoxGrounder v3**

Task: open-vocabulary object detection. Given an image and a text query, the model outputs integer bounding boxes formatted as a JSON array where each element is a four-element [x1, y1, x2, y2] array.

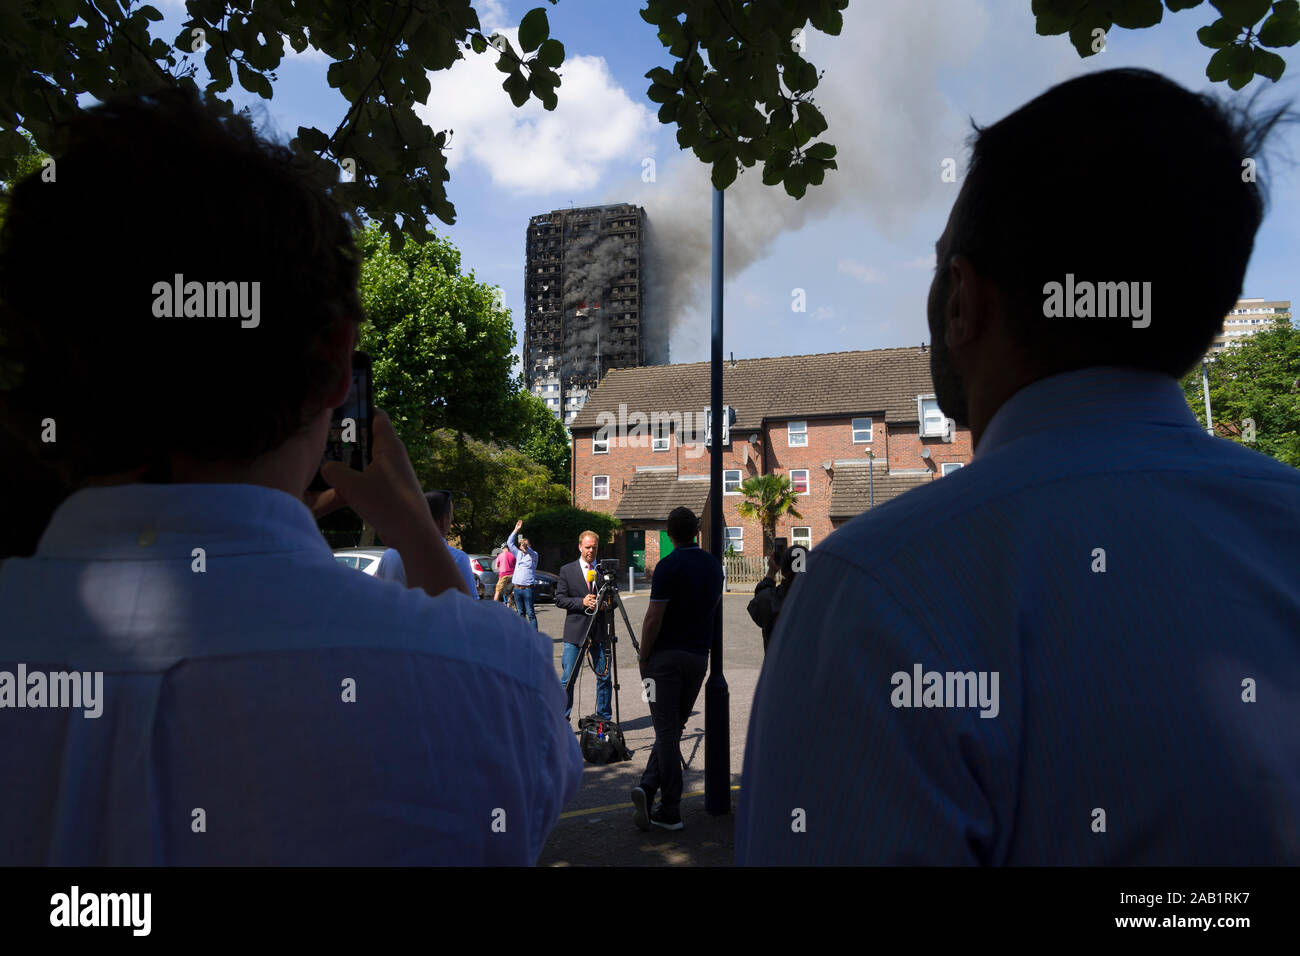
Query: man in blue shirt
[[505, 519, 542, 629], [632, 507, 723, 832], [0, 88, 581, 865], [375, 490, 478, 596], [737, 68, 1300, 865]]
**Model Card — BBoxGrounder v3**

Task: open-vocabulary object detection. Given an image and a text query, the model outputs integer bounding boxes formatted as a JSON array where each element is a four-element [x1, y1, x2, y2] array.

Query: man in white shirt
[[0, 87, 581, 865], [375, 490, 478, 596]]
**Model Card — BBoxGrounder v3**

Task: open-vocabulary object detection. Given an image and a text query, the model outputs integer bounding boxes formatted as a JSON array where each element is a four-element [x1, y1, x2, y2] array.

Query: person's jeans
[[560, 640, 612, 721], [639, 648, 708, 814], [514, 585, 537, 629]]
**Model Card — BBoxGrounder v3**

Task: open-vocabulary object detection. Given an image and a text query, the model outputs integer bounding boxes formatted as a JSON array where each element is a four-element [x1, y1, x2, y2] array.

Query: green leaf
[[1165, 0, 1205, 11], [1209, 0, 1272, 27], [503, 71, 530, 107], [1207, 44, 1235, 78], [711, 156, 738, 190], [647, 83, 676, 103], [1032, 0, 1087, 34], [237, 62, 272, 99], [470, 33, 488, 54], [536, 38, 565, 67], [1253, 45, 1287, 78], [1259, 13, 1300, 45], [805, 141, 836, 161], [518, 7, 549, 53], [1198, 16, 1242, 46], [1275, 0, 1300, 18], [139, 4, 164, 21], [1111, 0, 1165, 28], [296, 125, 330, 152], [1227, 69, 1254, 87]]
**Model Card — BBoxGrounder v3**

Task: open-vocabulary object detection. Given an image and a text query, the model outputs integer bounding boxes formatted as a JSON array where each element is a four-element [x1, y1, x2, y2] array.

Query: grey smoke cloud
[[614, 0, 987, 355]]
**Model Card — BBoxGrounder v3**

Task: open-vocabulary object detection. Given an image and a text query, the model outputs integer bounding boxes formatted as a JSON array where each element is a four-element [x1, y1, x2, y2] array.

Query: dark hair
[[0, 86, 362, 481], [666, 506, 699, 544], [947, 68, 1292, 378], [426, 491, 451, 527]]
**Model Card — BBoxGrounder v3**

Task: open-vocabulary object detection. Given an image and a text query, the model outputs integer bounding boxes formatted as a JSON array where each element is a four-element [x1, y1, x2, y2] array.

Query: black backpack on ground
[[577, 714, 632, 764]]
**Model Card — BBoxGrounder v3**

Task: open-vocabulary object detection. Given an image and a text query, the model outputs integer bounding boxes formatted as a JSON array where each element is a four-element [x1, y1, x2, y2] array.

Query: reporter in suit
[[554, 531, 613, 721]]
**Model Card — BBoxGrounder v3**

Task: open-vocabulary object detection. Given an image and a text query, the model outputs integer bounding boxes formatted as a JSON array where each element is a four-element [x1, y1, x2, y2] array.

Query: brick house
[[569, 347, 974, 574]]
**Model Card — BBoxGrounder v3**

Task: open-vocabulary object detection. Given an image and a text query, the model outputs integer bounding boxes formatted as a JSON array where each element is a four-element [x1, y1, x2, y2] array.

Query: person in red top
[[493, 547, 516, 608]]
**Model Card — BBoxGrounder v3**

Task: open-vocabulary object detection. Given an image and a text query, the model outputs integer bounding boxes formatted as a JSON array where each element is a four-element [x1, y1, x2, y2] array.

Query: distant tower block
[[524, 203, 665, 424]]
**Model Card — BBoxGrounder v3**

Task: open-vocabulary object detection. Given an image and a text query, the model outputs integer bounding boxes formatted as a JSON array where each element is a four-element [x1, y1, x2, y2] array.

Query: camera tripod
[[564, 574, 641, 728]]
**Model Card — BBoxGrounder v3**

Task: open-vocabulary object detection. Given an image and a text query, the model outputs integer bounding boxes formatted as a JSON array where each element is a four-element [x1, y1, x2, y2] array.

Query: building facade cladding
[[524, 203, 663, 424], [571, 349, 975, 574]]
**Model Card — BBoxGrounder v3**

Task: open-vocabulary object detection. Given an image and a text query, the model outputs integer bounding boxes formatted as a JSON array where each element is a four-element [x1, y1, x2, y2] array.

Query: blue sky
[[157, 0, 1298, 368]]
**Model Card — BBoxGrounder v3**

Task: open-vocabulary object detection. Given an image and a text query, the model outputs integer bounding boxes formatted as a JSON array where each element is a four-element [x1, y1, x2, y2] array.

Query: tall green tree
[[737, 472, 803, 559], [1032, 0, 1300, 89], [509, 388, 570, 486], [424, 428, 570, 552], [357, 222, 518, 457], [1, 0, 849, 248], [1180, 324, 1300, 467]]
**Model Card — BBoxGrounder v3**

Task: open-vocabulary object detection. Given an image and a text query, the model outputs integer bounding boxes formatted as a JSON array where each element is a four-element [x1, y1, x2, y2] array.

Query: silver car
[[332, 548, 387, 576]]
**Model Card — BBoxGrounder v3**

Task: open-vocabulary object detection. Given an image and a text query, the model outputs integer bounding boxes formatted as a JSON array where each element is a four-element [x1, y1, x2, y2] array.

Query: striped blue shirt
[[736, 366, 1300, 865], [506, 532, 539, 587]]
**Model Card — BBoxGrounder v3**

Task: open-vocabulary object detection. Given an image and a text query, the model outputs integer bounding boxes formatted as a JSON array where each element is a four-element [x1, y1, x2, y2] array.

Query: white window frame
[[790, 469, 810, 495], [791, 527, 812, 550], [787, 420, 808, 447], [723, 469, 742, 494], [941, 462, 963, 476], [592, 475, 610, 500], [652, 421, 670, 452], [918, 395, 948, 439], [724, 527, 744, 552], [592, 429, 609, 454], [851, 417, 873, 443]]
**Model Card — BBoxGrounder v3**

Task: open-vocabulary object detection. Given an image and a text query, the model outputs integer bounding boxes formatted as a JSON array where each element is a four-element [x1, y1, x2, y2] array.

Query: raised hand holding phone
[[320, 407, 470, 598]]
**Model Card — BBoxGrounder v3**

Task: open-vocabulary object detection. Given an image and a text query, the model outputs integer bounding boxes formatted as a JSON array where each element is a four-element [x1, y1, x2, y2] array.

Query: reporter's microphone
[[586, 568, 596, 588]]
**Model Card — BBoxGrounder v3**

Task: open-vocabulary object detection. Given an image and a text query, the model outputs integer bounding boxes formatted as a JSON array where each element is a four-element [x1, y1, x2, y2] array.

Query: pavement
[[514, 590, 766, 867]]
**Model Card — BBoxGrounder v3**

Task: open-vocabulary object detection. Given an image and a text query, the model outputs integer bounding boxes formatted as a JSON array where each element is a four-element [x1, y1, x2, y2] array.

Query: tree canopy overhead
[[1, 0, 849, 248], [1032, 0, 1300, 89]]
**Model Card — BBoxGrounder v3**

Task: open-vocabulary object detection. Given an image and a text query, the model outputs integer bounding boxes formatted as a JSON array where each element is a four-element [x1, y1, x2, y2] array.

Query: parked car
[[467, 555, 499, 601], [332, 548, 386, 576], [532, 570, 558, 604]]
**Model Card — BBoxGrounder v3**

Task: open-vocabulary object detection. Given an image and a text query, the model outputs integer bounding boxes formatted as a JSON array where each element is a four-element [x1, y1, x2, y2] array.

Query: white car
[[332, 548, 387, 576]]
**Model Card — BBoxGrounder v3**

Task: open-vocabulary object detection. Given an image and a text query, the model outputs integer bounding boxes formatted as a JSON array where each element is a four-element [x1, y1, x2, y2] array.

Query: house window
[[593, 429, 609, 454], [791, 527, 812, 550], [787, 420, 808, 447], [918, 396, 948, 438], [851, 417, 873, 443], [593, 476, 610, 499], [790, 469, 810, 495], [941, 462, 963, 476], [724, 527, 744, 552], [652, 421, 670, 452], [723, 469, 742, 494]]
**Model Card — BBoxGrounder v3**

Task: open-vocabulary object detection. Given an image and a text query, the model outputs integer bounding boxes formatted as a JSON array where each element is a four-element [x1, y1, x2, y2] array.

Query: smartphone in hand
[[308, 351, 373, 493], [773, 536, 788, 564]]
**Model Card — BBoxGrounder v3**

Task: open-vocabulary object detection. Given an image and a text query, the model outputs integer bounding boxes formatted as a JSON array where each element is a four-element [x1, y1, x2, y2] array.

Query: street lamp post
[[705, 186, 730, 816]]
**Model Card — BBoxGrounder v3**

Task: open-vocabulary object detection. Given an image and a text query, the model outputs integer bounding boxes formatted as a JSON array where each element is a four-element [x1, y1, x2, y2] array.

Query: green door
[[626, 530, 646, 572], [659, 529, 675, 559]]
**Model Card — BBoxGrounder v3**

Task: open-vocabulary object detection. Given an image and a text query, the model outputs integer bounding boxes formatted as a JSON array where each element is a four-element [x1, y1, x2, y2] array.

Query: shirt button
[[137, 530, 158, 547]]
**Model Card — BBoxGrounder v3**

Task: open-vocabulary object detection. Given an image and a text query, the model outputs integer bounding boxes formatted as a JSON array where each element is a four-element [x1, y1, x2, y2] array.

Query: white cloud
[[741, 289, 767, 308], [811, 305, 836, 322], [418, 29, 657, 195], [908, 253, 937, 270], [838, 259, 884, 283], [474, 0, 512, 33]]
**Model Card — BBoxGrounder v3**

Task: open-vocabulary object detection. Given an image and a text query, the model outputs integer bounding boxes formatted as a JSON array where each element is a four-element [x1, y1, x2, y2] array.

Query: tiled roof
[[613, 472, 712, 521], [828, 462, 933, 518], [571, 347, 936, 431]]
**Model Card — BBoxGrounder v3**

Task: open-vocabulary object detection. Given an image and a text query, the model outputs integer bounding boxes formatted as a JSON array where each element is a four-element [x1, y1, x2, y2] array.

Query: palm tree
[[737, 473, 803, 559]]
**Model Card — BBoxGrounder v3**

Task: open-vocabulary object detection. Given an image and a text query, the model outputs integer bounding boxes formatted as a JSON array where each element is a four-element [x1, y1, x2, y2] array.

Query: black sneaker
[[631, 787, 651, 831], [649, 805, 683, 831]]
